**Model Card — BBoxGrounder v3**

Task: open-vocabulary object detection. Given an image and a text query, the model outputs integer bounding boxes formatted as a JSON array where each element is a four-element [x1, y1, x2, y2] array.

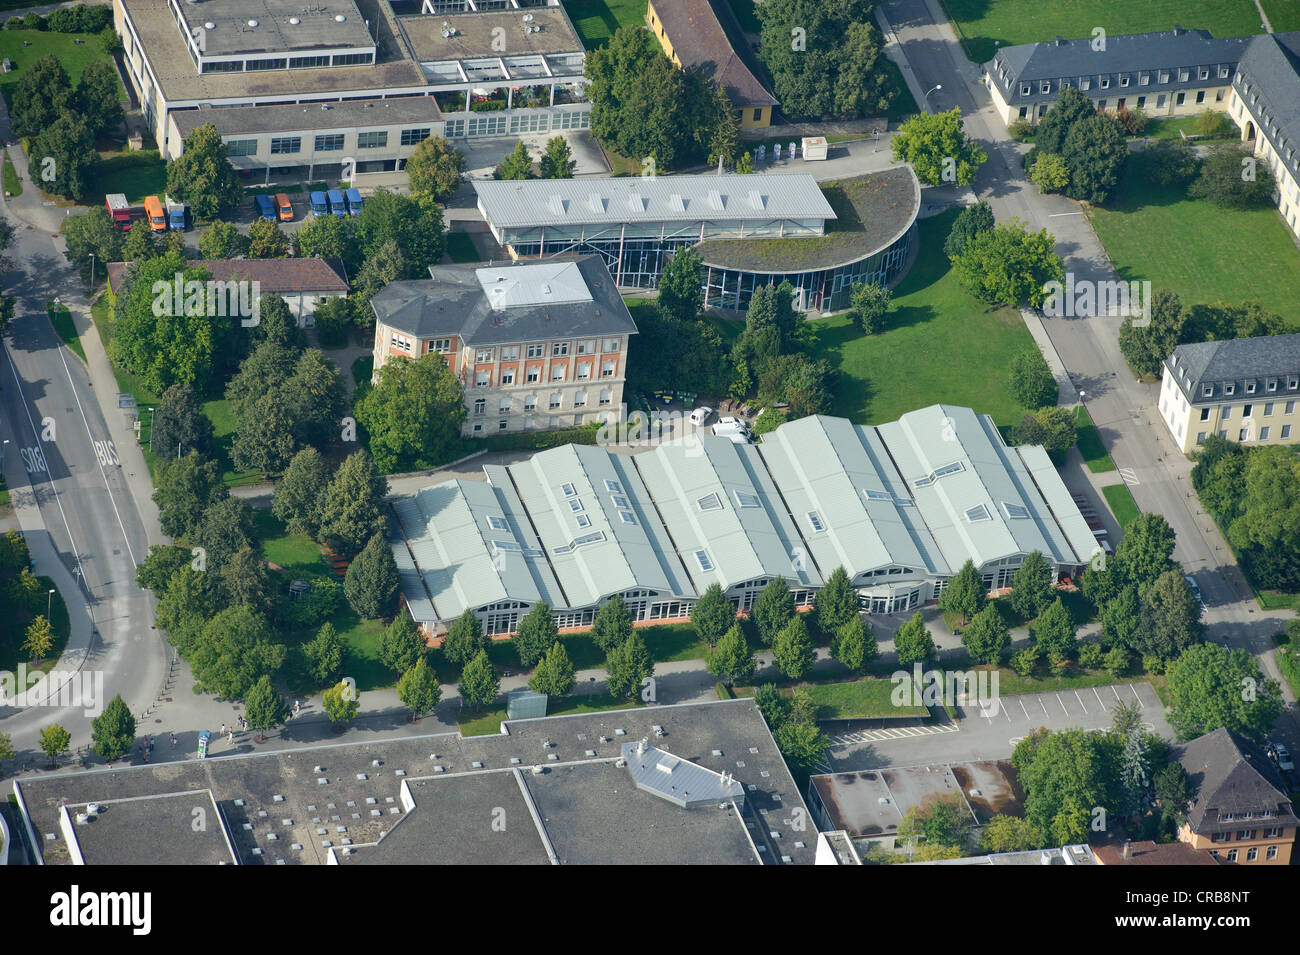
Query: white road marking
[[1019, 699, 1031, 720], [1056, 693, 1069, 715], [1093, 687, 1107, 709], [1075, 689, 1089, 712]]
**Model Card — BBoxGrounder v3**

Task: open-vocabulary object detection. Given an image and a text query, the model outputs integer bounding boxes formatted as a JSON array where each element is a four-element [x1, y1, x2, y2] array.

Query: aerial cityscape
[[0, 0, 1295, 902]]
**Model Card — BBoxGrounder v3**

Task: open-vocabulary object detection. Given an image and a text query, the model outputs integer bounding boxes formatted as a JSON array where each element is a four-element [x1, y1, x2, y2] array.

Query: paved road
[[882, 0, 1298, 750]]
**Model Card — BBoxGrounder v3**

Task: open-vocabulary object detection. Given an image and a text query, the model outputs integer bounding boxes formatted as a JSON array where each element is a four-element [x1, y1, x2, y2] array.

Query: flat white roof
[[475, 262, 592, 310]]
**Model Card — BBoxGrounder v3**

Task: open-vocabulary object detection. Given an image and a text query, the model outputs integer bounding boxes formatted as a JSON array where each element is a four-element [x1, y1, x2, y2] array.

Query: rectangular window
[[524, 396, 536, 412], [1222, 406, 1231, 420], [576, 514, 592, 528], [1260, 426, 1270, 440], [619, 511, 636, 525], [1196, 90, 1205, 104], [226, 139, 258, 156], [551, 366, 565, 382], [500, 346, 520, 361], [549, 393, 562, 409], [1136, 96, 1146, 109], [1240, 429, 1249, 441], [603, 338, 620, 353], [1021, 84, 1031, 96], [752, 108, 762, 121], [526, 367, 540, 383], [314, 134, 345, 152], [499, 398, 511, 413], [560, 482, 576, 497], [1200, 407, 1211, 421], [332, 53, 374, 66], [601, 360, 616, 378], [202, 60, 244, 73], [1196, 432, 1207, 444], [576, 340, 595, 355], [552, 343, 569, 357], [1283, 425, 1292, 439], [1225, 384, 1235, 395], [246, 58, 287, 71], [807, 511, 825, 532], [1243, 404, 1253, 417], [400, 127, 431, 146], [1268, 378, 1278, 392], [500, 370, 515, 385], [290, 55, 332, 69], [357, 131, 388, 149], [1226, 850, 1238, 862], [1264, 402, 1274, 416], [695, 550, 714, 572], [576, 363, 591, 380], [1267, 846, 1278, 860], [270, 137, 302, 155], [390, 333, 412, 352], [475, 371, 490, 388], [476, 348, 494, 363], [574, 391, 586, 408], [1247, 381, 1257, 394], [610, 495, 629, 508], [473, 398, 485, 416], [428, 338, 451, 354], [599, 389, 612, 406], [527, 344, 545, 358], [1176, 92, 1186, 106]]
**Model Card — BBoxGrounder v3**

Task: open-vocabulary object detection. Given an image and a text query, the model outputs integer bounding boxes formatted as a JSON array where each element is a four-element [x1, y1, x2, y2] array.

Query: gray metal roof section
[[1167, 332, 1300, 404], [390, 534, 436, 624], [874, 405, 1082, 570], [473, 173, 836, 229], [986, 28, 1254, 106], [369, 254, 638, 345], [176, 0, 375, 57], [172, 97, 442, 137], [621, 739, 746, 809], [500, 444, 696, 610], [758, 414, 951, 580], [1015, 444, 1100, 567], [390, 478, 563, 622], [1236, 32, 1300, 181], [633, 435, 822, 593]]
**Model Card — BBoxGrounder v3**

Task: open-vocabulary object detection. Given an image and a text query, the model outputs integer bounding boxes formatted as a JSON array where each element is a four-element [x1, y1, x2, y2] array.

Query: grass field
[[1087, 152, 1300, 329], [458, 692, 643, 736], [3, 153, 21, 197], [0, 29, 120, 108], [941, 0, 1266, 64], [0, 577, 70, 677], [805, 209, 1040, 428], [1075, 406, 1118, 472], [82, 152, 168, 206], [1102, 482, 1140, 529], [1261, 0, 1300, 31], [564, 0, 647, 50], [47, 304, 86, 364], [201, 398, 264, 488], [797, 678, 929, 719]]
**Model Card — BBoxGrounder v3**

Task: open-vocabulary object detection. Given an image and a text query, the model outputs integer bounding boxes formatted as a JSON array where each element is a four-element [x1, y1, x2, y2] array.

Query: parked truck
[[327, 188, 346, 216], [143, 195, 167, 232], [165, 195, 186, 231], [309, 190, 329, 216], [254, 194, 276, 220], [344, 187, 363, 216], [105, 193, 131, 230]]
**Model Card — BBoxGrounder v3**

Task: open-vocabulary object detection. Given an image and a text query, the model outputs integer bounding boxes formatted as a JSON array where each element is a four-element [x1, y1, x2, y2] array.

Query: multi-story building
[[983, 28, 1300, 241], [1158, 332, 1300, 453], [1176, 727, 1296, 865], [474, 167, 920, 313], [646, 0, 777, 129], [114, 0, 591, 179], [369, 255, 637, 436], [390, 404, 1099, 636]]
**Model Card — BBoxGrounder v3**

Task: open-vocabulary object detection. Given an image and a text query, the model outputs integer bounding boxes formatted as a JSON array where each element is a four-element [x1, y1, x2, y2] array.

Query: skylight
[[560, 482, 577, 497], [807, 511, 825, 532], [695, 550, 714, 572], [568, 499, 584, 512], [862, 488, 892, 502], [604, 479, 623, 493], [486, 515, 508, 531], [619, 511, 636, 525], [734, 490, 761, 508], [576, 514, 592, 528], [1002, 502, 1030, 519], [933, 461, 965, 478], [610, 495, 629, 508], [913, 476, 935, 489], [965, 504, 992, 523], [697, 492, 724, 512], [573, 531, 605, 547]]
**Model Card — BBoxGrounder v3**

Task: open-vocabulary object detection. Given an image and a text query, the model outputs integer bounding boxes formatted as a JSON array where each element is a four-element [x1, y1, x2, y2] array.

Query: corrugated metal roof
[[758, 415, 950, 579], [621, 739, 745, 809], [633, 437, 822, 592], [1016, 444, 1100, 566], [502, 444, 695, 609], [473, 173, 836, 229]]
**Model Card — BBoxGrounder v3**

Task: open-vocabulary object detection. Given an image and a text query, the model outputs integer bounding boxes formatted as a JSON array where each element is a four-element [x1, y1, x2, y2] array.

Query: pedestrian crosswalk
[[829, 723, 960, 746]]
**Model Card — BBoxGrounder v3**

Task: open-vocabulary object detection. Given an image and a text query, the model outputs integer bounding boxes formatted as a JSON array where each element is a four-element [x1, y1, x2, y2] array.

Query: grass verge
[[458, 691, 643, 736], [2, 153, 21, 197], [46, 303, 86, 364], [1075, 406, 1118, 473], [1102, 483, 1140, 529]]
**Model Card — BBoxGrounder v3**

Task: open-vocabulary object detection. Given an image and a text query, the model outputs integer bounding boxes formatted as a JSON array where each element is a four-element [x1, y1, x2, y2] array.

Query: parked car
[[1271, 743, 1294, 771], [1185, 574, 1207, 613], [274, 193, 294, 221], [712, 416, 752, 444], [689, 406, 713, 427], [253, 194, 276, 220]]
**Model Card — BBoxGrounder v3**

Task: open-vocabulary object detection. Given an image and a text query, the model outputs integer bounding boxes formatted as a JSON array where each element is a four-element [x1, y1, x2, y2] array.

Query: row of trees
[[493, 136, 577, 180]]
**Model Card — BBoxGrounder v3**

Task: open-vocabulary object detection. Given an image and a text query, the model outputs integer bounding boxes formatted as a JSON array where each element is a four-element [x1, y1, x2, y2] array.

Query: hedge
[[479, 424, 600, 453]]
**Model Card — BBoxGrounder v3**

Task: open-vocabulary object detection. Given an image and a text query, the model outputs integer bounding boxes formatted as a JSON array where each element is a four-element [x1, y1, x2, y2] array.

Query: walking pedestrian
[[228, 730, 234, 744], [220, 723, 227, 736], [171, 733, 177, 746]]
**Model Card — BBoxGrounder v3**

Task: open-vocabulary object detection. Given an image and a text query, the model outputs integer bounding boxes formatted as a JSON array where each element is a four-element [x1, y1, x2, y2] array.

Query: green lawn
[[89, 296, 159, 473], [988, 664, 1157, 697], [1075, 406, 1118, 473], [458, 692, 643, 736], [805, 209, 1040, 427], [0, 576, 70, 677], [1102, 482, 1140, 529], [201, 398, 263, 488], [1261, 0, 1300, 31], [563, 0, 648, 50], [797, 677, 929, 719], [941, 0, 1265, 64], [1142, 116, 1234, 142], [82, 152, 168, 206], [46, 304, 86, 364], [0, 29, 121, 108], [879, 56, 920, 121], [1087, 152, 1300, 329], [2, 153, 21, 197]]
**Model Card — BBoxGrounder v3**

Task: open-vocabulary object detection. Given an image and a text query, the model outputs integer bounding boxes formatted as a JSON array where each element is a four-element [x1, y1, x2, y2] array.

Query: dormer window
[[1246, 381, 1256, 394], [1021, 83, 1031, 96], [1119, 75, 1130, 87], [1267, 378, 1278, 392], [1079, 77, 1090, 90], [1100, 77, 1110, 89], [1203, 385, 1214, 397], [1225, 384, 1235, 396], [1198, 68, 1209, 80], [1040, 81, 1051, 94]]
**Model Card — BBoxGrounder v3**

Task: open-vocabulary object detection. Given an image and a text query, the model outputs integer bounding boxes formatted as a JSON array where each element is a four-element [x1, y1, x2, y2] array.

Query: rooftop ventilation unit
[[289, 16, 300, 24], [247, 19, 259, 27], [335, 14, 346, 21], [204, 21, 215, 29]]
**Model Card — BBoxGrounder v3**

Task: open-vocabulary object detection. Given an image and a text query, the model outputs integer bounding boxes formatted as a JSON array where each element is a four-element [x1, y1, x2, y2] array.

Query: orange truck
[[144, 195, 166, 232], [274, 193, 294, 221]]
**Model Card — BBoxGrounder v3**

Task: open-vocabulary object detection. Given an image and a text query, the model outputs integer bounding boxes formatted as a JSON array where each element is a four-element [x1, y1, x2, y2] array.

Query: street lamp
[[1077, 390, 1086, 425], [147, 407, 155, 453], [47, 587, 56, 619], [89, 252, 96, 288], [923, 84, 942, 110]]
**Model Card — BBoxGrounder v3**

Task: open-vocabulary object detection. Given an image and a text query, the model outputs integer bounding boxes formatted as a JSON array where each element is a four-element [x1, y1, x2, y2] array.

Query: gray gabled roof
[[498, 444, 696, 610], [1235, 32, 1300, 181], [1166, 332, 1300, 404], [370, 254, 638, 345], [875, 405, 1087, 571], [986, 28, 1254, 105], [757, 414, 950, 580], [633, 436, 823, 593], [1177, 728, 1295, 834], [473, 174, 836, 229]]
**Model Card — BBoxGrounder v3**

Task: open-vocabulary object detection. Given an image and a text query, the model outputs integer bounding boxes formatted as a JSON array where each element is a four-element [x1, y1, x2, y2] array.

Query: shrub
[[1078, 641, 1105, 669], [1141, 653, 1165, 675], [1008, 119, 1034, 141], [283, 578, 342, 630]]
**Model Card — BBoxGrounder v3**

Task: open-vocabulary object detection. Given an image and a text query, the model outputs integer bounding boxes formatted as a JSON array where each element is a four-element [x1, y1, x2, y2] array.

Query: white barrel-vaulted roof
[[757, 414, 951, 580], [473, 173, 837, 229], [633, 438, 823, 594]]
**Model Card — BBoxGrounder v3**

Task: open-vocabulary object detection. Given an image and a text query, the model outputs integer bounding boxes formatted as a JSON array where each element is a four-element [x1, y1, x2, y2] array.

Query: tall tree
[[657, 246, 704, 324], [605, 632, 654, 700], [354, 188, 445, 275], [322, 680, 360, 726], [1033, 86, 1097, 156], [514, 602, 558, 669], [75, 60, 124, 137], [1031, 598, 1077, 663], [1119, 289, 1184, 379], [952, 220, 1064, 308], [752, 578, 795, 646], [190, 605, 284, 699], [1115, 512, 1178, 595], [63, 207, 124, 282], [815, 567, 857, 634], [458, 649, 500, 708], [272, 447, 331, 538], [1061, 113, 1128, 203], [91, 695, 136, 761], [538, 136, 576, 179], [493, 141, 534, 180], [591, 595, 634, 654], [304, 621, 345, 686], [165, 123, 244, 220], [151, 383, 215, 462], [1007, 346, 1058, 408], [318, 450, 388, 557], [343, 532, 399, 619], [891, 108, 988, 185], [355, 353, 466, 473], [1190, 143, 1276, 208], [194, 496, 255, 571], [831, 616, 877, 672], [690, 583, 735, 648], [939, 560, 986, 626], [153, 451, 226, 540], [706, 623, 757, 685], [1166, 643, 1283, 741], [199, 220, 249, 259], [10, 55, 71, 136], [247, 218, 289, 259], [397, 656, 442, 720], [962, 603, 1010, 665], [1009, 551, 1054, 620], [848, 281, 891, 335], [30, 112, 96, 200], [942, 200, 994, 260], [1135, 570, 1203, 659], [894, 613, 935, 666], [406, 135, 466, 200], [773, 615, 815, 680], [378, 614, 426, 675], [245, 675, 288, 738], [441, 609, 486, 669], [1012, 728, 1120, 846], [39, 723, 71, 767], [529, 641, 576, 697]]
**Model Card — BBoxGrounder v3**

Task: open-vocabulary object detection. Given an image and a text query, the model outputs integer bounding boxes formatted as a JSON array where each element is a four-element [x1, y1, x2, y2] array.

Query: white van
[[689, 406, 713, 426]]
